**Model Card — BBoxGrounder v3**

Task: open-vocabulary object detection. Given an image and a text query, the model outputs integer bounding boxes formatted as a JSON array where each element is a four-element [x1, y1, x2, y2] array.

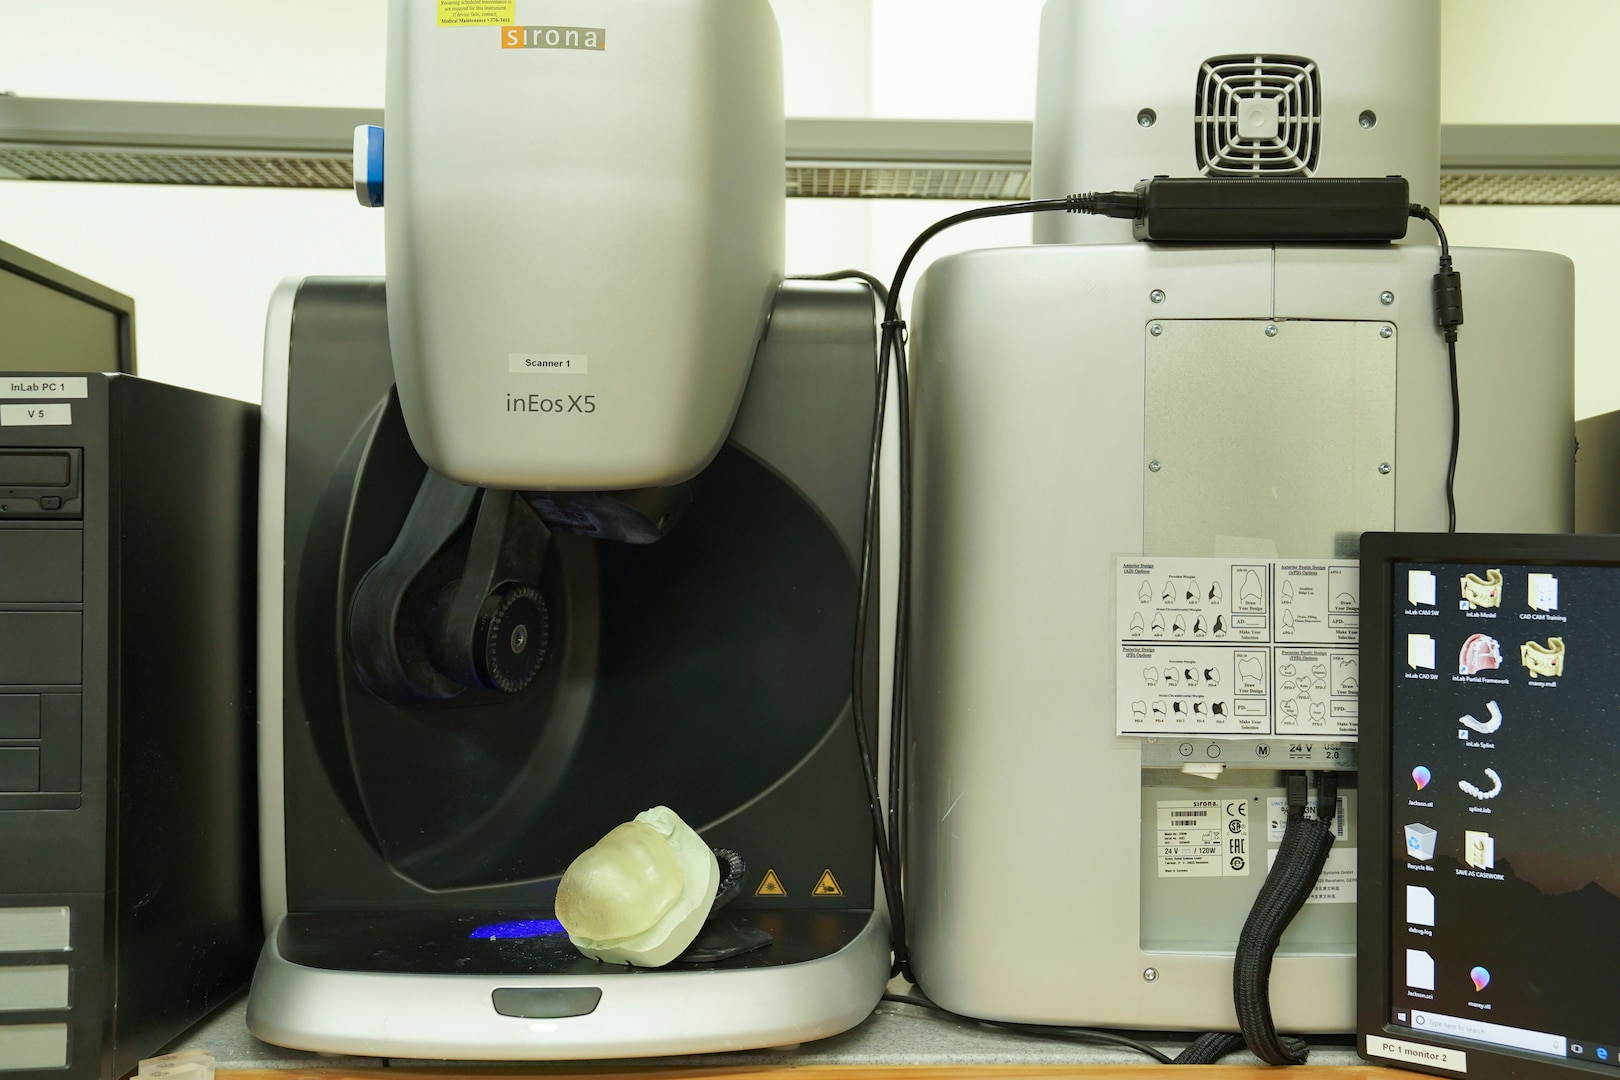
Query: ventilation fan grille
[[1196, 54, 1321, 177], [786, 164, 1030, 200], [0, 145, 353, 188]]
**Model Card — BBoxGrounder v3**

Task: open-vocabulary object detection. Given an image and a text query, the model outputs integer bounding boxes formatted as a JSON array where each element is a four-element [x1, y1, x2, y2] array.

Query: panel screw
[[1359, 110, 1378, 129], [1150, 289, 1165, 304], [1149, 323, 1163, 336], [1148, 460, 1162, 473], [1381, 325, 1394, 338], [1380, 291, 1395, 306], [1379, 462, 1392, 475], [1137, 108, 1157, 128], [1264, 323, 1278, 337], [1144, 967, 1160, 983]]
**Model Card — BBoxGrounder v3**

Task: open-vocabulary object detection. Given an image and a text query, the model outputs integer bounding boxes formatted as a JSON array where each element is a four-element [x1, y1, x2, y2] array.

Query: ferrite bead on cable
[[1432, 263, 1464, 336]]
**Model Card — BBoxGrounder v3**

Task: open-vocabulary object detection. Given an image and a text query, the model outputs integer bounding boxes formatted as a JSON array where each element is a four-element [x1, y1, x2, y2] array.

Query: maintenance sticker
[[1156, 798, 1251, 877], [437, 0, 514, 26], [1117, 557, 1359, 739]]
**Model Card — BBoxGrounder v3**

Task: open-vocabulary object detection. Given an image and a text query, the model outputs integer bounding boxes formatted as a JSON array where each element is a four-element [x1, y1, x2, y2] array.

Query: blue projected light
[[469, 918, 566, 941]]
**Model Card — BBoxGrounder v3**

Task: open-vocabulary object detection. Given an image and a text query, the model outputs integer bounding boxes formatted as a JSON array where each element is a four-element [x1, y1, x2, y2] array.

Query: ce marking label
[[1226, 802, 1247, 816]]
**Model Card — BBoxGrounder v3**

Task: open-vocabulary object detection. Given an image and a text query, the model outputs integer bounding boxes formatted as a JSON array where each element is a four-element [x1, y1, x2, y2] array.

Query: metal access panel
[[1144, 320, 1397, 558], [1138, 769, 1358, 954]]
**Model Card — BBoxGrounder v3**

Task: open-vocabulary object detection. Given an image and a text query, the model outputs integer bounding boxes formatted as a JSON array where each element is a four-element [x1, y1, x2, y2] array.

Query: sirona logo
[[502, 25, 605, 50]]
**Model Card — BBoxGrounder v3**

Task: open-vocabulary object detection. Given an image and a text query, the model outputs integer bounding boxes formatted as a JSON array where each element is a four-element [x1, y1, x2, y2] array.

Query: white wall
[[0, 1, 390, 401], [0, 1, 386, 106], [1441, 0, 1620, 125], [1443, 206, 1619, 419], [0, 184, 384, 403], [1439, 0, 1620, 418], [870, 0, 1043, 120], [2, 1, 1620, 414]]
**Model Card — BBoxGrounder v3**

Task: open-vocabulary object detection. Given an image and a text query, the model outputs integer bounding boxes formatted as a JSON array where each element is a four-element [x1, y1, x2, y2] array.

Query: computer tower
[[0, 373, 259, 1078]]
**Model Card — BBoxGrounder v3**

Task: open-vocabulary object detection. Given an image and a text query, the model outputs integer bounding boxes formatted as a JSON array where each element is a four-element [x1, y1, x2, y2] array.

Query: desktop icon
[[1412, 766, 1432, 791], [1406, 949, 1436, 991], [1460, 701, 1504, 735], [1406, 885, 1436, 927], [1599, 1048, 1610, 1063], [1465, 830, 1495, 870], [1459, 769, 1503, 801], [1528, 573, 1559, 612], [1459, 633, 1503, 675], [1409, 570, 1437, 606], [1521, 637, 1566, 679], [1461, 569, 1504, 609], [1408, 634, 1437, 670], [1405, 823, 1438, 861], [1470, 966, 1491, 993]]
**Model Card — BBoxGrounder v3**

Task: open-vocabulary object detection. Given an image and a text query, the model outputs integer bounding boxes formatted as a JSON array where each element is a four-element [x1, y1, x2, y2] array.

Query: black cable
[[1314, 770, 1340, 832], [1443, 336, 1461, 533], [1409, 204, 1464, 532], [889, 298, 911, 892], [791, 269, 908, 907], [1409, 204, 1450, 259], [789, 269, 891, 311], [796, 267, 911, 974], [878, 991, 1177, 1064], [1231, 772, 1339, 1065], [843, 268, 907, 977], [1173, 1031, 1248, 1065]]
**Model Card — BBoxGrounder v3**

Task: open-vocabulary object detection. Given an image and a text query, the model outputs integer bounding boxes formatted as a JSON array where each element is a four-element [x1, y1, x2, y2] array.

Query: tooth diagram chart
[[1117, 557, 1360, 738]]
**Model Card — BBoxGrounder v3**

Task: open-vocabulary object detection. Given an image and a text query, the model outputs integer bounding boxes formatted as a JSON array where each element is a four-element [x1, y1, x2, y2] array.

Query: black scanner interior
[[298, 390, 856, 891], [274, 278, 876, 973]]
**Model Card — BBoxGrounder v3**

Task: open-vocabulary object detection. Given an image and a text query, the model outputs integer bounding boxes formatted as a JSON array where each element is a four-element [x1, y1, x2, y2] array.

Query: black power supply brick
[[1128, 176, 1412, 242]]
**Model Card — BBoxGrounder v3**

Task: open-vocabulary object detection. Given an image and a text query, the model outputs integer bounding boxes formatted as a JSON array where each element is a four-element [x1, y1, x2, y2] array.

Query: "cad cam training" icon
[[1527, 573, 1559, 612], [1520, 637, 1564, 678], [1461, 568, 1503, 609]]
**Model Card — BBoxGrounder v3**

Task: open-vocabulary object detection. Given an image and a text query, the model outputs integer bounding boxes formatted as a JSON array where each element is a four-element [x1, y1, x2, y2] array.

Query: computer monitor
[[0, 239, 135, 374], [1359, 531, 1620, 1079]]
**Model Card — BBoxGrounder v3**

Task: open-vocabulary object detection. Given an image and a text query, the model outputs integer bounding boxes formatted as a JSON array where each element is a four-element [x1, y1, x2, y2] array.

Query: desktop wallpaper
[[1390, 560, 1620, 1044]]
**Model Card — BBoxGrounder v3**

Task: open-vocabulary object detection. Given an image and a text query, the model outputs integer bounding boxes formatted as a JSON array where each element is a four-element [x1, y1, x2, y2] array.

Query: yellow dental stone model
[[555, 805, 720, 967], [1520, 637, 1565, 679], [1460, 568, 1503, 609]]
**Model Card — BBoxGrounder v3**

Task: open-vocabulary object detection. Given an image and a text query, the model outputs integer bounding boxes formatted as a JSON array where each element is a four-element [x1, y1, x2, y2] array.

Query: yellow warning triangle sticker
[[811, 869, 843, 897], [755, 868, 787, 897]]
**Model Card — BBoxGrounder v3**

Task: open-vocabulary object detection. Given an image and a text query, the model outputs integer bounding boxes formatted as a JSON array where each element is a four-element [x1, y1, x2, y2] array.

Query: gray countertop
[[175, 990, 1363, 1070]]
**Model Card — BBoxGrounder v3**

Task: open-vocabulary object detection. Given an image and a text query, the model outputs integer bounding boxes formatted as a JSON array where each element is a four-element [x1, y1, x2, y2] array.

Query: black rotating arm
[[348, 471, 553, 703]]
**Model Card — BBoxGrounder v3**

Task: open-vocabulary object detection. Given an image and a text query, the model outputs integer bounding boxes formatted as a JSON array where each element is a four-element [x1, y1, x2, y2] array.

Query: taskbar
[[1391, 1008, 1620, 1066]]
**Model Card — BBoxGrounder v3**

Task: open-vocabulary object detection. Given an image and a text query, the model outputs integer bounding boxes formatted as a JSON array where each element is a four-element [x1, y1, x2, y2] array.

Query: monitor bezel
[[1358, 530, 1620, 1080], [0, 237, 136, 374]]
